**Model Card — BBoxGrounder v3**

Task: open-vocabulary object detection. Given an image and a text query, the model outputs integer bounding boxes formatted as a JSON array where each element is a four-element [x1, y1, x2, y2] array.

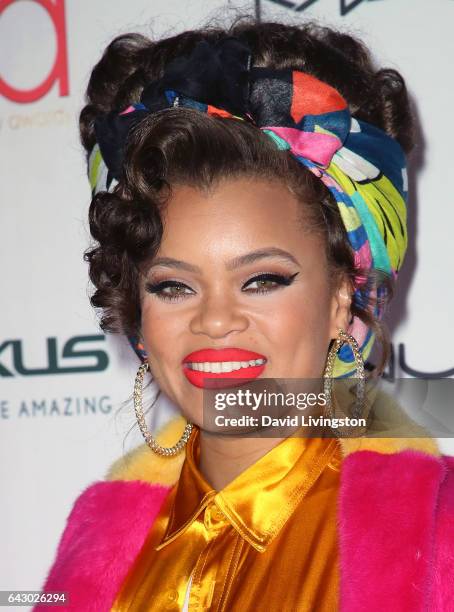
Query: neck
[[198, 430, 288, 491]]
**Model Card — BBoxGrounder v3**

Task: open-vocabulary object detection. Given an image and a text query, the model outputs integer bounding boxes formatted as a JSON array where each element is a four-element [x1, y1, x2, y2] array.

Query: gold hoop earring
[[323, 328, 366, 421], [133, 361, 193, 456]]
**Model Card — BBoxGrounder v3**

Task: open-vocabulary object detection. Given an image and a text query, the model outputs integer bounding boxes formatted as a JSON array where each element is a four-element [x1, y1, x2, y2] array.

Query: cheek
[[139, 303, 189, 404], [270, 286, 332, 336], [140, 301, 181, 361], [265, 288, 332, 374]]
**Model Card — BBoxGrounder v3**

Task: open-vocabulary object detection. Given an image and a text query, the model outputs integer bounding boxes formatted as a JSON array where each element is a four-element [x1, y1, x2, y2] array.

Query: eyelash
[[145, 272, 299, 303]]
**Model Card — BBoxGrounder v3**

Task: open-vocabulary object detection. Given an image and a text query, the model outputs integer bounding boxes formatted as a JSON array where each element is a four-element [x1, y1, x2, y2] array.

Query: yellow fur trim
[[105, 414, 188, 485], [106, 390, 440, 486], [339, 435, 439, 457]]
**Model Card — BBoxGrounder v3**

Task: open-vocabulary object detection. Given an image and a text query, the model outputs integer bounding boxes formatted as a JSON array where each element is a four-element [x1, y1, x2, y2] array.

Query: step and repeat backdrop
[[1, 0, 453, 602]]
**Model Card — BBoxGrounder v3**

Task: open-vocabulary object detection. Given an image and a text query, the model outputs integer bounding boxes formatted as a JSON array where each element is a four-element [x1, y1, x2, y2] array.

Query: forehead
[[159, 177, 325, 264]]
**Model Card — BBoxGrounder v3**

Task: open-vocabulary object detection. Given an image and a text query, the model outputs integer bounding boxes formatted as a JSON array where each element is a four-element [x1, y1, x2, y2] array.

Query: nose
[[189, 290, 249, 339]]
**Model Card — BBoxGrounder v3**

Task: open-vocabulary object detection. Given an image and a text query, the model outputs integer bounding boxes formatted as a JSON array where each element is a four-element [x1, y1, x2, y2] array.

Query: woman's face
[[139, 177, 352, 427]]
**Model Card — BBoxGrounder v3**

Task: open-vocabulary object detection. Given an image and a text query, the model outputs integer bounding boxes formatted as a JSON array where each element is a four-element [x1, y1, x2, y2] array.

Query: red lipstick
[[182, 348, 267, 389]]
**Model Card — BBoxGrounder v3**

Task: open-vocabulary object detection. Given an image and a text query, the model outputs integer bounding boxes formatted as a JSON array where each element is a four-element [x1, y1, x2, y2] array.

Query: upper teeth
[[186, 359, 266, 373]]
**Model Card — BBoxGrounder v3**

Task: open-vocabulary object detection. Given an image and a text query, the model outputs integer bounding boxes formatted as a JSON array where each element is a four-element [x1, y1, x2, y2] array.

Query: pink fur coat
[[33, 414, 454, 611]]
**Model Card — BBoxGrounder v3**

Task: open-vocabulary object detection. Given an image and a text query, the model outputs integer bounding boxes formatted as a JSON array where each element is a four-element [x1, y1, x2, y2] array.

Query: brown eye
[[145, 280, 194, 302], [246, 278, 278, 291], [162, 284, 188, 296], [242, 273, 299, 293]]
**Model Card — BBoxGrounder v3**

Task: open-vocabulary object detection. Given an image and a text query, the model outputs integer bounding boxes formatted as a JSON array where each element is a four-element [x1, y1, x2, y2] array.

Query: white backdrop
[[1, 0, 453, 606]]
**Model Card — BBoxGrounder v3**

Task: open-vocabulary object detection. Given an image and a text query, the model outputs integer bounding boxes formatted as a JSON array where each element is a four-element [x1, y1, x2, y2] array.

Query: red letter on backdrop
[[0, 0, 69, 103]]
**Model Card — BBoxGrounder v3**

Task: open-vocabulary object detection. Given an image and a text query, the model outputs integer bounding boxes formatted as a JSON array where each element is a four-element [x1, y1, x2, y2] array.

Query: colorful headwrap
[[88, 38, 408, 378]]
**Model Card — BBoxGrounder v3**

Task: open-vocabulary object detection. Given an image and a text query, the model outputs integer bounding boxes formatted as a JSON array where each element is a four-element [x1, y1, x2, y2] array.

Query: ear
[[328, 276, 353, 340]]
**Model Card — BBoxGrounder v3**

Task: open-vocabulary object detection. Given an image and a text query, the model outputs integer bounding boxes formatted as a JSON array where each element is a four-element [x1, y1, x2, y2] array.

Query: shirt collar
[[157, 425, 340, 553]]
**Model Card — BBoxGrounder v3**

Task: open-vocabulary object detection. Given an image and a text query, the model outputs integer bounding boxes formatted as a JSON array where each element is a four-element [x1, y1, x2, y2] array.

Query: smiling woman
[[34, 17, 454, 612], [139, 179, 350, 410]]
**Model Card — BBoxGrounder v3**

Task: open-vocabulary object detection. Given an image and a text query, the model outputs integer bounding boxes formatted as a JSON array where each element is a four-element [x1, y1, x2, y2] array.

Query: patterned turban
[[88, 37, 408, 378]]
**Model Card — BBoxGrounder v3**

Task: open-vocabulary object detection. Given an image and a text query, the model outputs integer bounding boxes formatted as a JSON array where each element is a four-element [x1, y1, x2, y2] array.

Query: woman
[[35, 20, 453, 611]]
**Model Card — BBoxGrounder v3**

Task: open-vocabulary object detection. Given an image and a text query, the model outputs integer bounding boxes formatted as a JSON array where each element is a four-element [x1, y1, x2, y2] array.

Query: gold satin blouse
[[112, 426, 342, 611]]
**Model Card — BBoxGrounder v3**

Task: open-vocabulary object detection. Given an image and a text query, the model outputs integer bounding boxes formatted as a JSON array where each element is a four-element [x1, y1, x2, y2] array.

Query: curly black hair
[[80, 18, 415, 377]]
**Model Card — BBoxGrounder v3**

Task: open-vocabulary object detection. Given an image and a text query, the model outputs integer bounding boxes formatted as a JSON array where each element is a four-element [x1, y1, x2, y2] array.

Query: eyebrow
[[148, 248, 301, 273]]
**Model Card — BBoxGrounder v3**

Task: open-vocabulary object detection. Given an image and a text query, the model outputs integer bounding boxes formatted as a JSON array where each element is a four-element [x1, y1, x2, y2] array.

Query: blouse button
[[204, 503, 226, 530], [166, 588, 178, 602], [211, 506, 224, 521]]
